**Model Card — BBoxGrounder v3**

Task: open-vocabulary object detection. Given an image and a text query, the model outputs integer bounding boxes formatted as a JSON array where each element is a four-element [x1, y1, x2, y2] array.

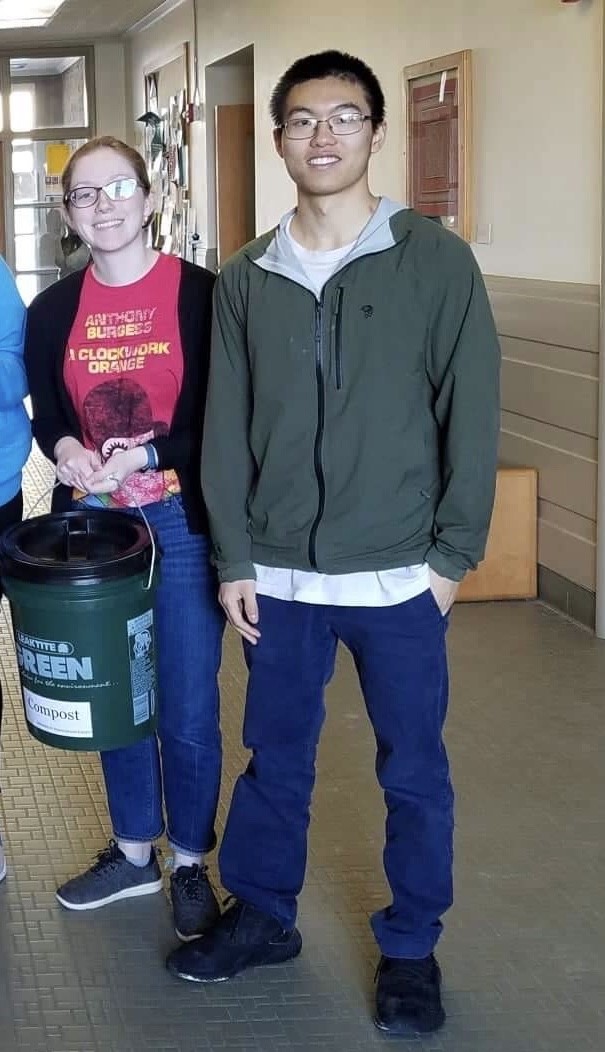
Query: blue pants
[[99, 495, 225, 854], [218, 591, 453, 958]]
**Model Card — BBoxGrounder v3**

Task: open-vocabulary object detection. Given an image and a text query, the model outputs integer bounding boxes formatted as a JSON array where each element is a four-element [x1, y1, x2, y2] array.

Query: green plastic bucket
[[0, 508, 160, 752]]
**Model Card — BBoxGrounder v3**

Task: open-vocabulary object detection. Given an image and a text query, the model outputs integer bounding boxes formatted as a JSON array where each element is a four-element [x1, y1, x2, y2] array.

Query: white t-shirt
[[284, 217, 356, 296], [253, 219, 429, 607]]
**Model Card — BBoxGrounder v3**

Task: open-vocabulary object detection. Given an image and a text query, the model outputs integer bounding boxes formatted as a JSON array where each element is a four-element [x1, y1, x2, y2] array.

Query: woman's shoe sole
[[55, 877, 163, 911]]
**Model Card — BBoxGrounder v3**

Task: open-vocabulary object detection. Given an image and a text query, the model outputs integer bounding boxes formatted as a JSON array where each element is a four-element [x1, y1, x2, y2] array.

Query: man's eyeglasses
[[64, 177, 142, 209], [281, 112, 373, 140]]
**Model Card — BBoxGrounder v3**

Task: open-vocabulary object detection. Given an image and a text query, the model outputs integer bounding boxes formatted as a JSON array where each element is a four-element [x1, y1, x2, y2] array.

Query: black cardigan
[[24, 258, 215, 534]]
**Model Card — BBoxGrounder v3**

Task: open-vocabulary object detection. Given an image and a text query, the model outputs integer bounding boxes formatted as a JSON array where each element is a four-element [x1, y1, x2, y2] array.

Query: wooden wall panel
[[486, 276, 599, 597]]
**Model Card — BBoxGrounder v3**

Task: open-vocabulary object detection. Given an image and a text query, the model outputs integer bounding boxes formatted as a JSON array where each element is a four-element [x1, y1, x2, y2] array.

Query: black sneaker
[[56, 839, 163, 911], [165, 899, 302, 982], [374, 953, 446, 1035], [170, 864, 221, 941]]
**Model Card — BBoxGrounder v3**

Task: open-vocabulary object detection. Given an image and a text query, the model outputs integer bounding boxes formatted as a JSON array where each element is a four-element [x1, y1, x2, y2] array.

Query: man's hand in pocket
[[428, 568, 459, 615]]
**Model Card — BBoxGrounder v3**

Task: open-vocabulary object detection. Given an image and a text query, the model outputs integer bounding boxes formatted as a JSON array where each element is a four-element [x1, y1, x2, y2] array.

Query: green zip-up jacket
[[201, 200, 501, 584]]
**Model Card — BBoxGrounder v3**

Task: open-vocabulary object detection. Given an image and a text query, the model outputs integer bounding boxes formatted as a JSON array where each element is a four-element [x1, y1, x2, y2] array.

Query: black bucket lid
[[0, 509, 157, 584]]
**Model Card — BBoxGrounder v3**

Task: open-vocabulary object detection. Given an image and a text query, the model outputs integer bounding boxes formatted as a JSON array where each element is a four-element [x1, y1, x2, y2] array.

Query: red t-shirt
[[64, 253, 183, 508]]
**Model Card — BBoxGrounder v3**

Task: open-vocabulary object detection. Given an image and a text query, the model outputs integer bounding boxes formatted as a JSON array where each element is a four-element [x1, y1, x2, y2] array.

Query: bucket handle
[[105, 475, 157, 592], [24, 478, 157, 592]]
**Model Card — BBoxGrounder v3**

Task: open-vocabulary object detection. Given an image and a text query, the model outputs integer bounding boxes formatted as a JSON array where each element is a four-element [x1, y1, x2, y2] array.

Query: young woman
[[0, 254, 32, 882], [24, 137, 225, 941]]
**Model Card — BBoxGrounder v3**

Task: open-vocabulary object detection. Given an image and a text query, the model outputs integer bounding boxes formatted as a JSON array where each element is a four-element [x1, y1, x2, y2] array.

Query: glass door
[[0, 47, 95, 303], [12, 136, 88, 303]]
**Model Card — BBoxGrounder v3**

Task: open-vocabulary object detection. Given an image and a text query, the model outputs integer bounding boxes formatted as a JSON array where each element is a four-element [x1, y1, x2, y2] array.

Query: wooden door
[[215, 104, 255, 266], [409, 78, 458, 220]]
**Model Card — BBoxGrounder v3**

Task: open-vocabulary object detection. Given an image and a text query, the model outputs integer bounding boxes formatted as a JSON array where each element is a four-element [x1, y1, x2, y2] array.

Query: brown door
[[215, 103, 255, 266], [409, 78, 458, 220]]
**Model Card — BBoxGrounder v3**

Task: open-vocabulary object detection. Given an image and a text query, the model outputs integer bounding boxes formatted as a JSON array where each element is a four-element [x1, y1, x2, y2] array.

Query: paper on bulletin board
[[45, 143, 71, 175]]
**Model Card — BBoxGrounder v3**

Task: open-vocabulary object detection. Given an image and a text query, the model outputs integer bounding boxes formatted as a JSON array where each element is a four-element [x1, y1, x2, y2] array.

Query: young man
[[167, 51, 500, 1036]]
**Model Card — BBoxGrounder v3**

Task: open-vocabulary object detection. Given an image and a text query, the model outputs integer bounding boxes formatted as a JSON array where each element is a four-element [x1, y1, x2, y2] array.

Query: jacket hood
[[243, 198, 413, 295]]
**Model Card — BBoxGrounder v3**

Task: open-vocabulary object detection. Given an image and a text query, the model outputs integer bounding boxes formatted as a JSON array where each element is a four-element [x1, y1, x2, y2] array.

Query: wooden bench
[[457, 466, 538, 602]]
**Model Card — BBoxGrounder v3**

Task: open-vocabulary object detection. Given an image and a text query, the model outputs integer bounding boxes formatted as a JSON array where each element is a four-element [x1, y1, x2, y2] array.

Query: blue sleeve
[[0, 256, 28, 409]]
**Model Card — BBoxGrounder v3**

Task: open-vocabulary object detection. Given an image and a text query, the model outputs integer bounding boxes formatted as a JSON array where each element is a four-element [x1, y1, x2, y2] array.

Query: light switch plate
[[475, 222, 493, 245]]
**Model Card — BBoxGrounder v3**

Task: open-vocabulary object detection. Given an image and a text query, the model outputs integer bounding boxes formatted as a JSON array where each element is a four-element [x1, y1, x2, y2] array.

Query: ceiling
[[10, 55, 80, 75], [0, 0, 178, 44]]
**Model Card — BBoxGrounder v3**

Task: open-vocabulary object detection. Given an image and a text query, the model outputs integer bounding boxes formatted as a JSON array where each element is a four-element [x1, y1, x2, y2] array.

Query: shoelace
[[172, 864, 209, 901], [89, 839, 158, 873], [90, 839, 122, 873]]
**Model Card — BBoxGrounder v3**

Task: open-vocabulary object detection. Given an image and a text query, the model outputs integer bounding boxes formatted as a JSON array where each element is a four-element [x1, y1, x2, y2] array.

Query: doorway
[[205, 45, 255, 270]]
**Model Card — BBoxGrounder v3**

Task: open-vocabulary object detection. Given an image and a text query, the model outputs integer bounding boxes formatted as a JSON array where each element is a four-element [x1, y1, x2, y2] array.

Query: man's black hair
[[270, 50, 386, 128]]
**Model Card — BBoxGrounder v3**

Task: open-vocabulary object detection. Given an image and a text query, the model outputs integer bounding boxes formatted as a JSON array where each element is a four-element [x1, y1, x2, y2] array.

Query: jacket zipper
[[334, 286, 344, 389], [308, 297, 326, 568]]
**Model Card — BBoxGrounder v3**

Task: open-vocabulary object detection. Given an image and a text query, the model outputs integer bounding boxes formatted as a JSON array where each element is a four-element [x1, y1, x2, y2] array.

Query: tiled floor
[[0, 449, 603, 1051]]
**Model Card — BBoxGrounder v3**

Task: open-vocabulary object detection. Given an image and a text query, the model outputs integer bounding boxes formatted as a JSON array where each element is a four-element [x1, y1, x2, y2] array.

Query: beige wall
[[127, 0, 601, 283], [95, 40, 127, 141], [62, 57, 86, 127]]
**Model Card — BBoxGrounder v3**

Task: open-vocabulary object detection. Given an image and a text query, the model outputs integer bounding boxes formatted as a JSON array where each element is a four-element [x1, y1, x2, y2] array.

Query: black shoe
[[170, 864, 221, 941], [165, 899, 302, 982], [56, 840, 163, 911], [374, 953, 445, 1035]]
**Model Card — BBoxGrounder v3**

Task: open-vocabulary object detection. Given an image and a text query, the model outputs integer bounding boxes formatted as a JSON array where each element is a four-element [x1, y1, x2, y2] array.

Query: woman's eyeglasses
[[64, 178, 141, 209]]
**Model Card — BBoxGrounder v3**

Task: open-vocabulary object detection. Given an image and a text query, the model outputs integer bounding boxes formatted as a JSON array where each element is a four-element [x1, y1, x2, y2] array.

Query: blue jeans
[[97, 495, 225, 854], [218, 591, 453, 958]]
